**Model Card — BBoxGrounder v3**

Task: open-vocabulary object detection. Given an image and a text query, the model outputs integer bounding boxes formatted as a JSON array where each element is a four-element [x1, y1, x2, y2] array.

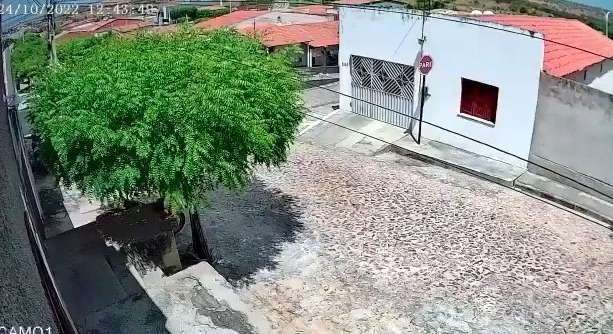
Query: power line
[[114, 28, 613, 203], [237, 0, 613, 62], [332, 3, 613, 63], [300, 79, 613, 191], [54, 26, 612, 226], [33, 27, 613, 228], [298, 107, 612, 230]]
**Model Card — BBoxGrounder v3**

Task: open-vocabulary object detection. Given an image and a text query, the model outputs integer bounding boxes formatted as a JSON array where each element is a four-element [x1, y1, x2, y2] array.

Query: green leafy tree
[[56, 34, 111, 63], [29, 28, 303, 259], [11, 34, 48, 84]]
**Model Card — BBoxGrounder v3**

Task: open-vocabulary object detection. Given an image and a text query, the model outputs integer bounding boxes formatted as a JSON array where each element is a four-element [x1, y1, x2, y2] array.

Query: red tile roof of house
[[239, 21, 339, 47], [476, 15, 613, 77], [68, 20, 114, 32], [291, 5, 335, 15], [195, 10, 266, 29]]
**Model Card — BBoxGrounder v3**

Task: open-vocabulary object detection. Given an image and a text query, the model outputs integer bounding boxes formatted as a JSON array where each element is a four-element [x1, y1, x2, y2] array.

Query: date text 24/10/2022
[[0, 3, 157, 16]]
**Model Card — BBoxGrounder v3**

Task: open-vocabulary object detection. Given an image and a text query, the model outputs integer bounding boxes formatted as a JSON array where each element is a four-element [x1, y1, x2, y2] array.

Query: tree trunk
[[190, 210, 213, 262]]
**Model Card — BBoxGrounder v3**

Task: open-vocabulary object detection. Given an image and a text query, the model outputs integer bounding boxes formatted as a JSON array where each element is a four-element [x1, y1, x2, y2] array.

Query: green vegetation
[[56, 34, 111, 63], [30, 28, 302, 212], [29, 28, 303, 257], [404, 0, 611, 39], [11, 34, 48, 84], [169, 6, 230, 22], [497, 0, 612, 39]]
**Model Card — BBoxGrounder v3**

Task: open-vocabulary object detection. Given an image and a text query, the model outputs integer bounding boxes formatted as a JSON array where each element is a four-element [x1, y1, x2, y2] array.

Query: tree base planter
[[95, 202, 182, 276]]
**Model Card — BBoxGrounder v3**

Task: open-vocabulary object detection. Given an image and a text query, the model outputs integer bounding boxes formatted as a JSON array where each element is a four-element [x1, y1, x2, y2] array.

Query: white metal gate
[[350, 55, 415, 128]]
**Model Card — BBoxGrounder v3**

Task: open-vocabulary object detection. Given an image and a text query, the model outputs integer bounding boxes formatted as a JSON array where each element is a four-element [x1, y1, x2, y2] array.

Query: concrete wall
[[311, 45, 339, 67], [563, 59, 613, 96], [529, 73, 613, 200], [339, 8, 544, 167]]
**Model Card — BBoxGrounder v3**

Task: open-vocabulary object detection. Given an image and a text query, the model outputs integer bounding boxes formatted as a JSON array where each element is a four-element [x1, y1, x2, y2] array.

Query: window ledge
[[457, 112, 496, 127]]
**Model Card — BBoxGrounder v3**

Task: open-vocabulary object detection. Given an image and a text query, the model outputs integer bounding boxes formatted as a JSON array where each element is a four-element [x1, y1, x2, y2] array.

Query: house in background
[[477, 15, 613, 95], [339, 6, 613, 201], [194, 7, 336, 30], [196, 7, 340, 71], [240, 21, 339, 70], [55, 18, 150, 42], [339, 7, 544, 167]]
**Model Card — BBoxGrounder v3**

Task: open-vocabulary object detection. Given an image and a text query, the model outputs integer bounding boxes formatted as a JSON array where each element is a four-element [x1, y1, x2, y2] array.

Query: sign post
[[416, 54, 433, 144], [418, 54, 433, 75]]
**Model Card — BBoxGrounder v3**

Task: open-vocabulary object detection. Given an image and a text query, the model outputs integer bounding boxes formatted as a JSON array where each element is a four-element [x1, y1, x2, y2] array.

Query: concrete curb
[[388, 143, 613, 229], [388, 144, 516, 187], [514, 181, 613, 229]]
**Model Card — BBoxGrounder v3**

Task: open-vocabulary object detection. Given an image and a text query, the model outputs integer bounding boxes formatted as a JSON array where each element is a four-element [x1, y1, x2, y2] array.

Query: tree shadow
[[29, 144, 170, 333], [96, 202, 180, 277], [44, 224, 171, 334], [176, 179, 304, 285]]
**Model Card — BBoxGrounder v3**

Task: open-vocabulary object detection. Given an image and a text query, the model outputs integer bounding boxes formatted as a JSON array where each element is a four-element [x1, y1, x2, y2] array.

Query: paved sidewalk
[[137, 264, 274, 334]]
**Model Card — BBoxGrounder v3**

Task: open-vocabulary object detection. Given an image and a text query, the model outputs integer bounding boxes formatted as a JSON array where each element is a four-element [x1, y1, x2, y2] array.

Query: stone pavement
[[299, 83, 613, 226], [197, 84, 613, 333], [234, 143, 613, 333]]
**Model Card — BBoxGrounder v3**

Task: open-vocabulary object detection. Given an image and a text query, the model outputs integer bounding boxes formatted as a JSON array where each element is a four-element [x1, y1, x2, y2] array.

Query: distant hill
[[408, 0, 612, 37]]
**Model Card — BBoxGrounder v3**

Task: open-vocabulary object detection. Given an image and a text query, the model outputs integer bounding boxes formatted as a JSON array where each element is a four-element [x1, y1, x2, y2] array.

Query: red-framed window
[[460, 78, 499, 123]]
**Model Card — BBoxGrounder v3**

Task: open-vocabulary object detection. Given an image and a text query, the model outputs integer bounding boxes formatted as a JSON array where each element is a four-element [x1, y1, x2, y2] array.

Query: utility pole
[[46, 0, 58, 65], [410, 0, 430, 143], [606, 11, 611, 38]]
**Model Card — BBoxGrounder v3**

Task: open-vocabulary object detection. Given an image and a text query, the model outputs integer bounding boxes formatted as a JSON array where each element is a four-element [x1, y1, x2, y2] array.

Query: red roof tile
[[239, 21, 339, 48], [291, 5, 335, 15], [68, 20, 114, 32], [477, 15, 613, 77], [195, 10, 266, 29]]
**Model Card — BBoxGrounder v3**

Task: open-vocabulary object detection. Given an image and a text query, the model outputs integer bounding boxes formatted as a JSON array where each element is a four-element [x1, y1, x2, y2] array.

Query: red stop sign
[[419, 55, 433, 75]]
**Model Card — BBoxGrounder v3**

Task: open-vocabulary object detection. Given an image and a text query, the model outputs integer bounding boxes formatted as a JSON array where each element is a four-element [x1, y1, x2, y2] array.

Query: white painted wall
[[339, 8, 544, 167], [563, 59, 613, 95]]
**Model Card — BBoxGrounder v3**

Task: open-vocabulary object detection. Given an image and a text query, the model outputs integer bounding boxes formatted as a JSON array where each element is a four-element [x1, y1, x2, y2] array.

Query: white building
[[338, 7, 613, 167]]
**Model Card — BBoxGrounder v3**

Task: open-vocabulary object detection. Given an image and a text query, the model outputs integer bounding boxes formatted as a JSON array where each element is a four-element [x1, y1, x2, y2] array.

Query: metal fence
[[350, 55, 415, 128]]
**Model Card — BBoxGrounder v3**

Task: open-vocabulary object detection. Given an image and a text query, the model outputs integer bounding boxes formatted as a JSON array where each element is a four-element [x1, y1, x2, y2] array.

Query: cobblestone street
[[228, 143, 613, 334]]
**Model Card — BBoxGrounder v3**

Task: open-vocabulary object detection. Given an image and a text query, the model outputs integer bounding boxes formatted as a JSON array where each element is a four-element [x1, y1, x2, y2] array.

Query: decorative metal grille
[[350, 55, 415, 100]]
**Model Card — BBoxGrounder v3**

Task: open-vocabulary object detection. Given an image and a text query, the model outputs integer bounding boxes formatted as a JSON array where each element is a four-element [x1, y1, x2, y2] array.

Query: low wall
[[528, 73, 613, 201]]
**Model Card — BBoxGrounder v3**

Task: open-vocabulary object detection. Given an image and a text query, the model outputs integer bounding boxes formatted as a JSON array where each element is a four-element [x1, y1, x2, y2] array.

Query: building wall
[[1, 42, 59, 333], [311, 45, 339, 67], [528, 73, 613, 200], [563, 59, 613, 95], [339, 7, 544, 167]]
